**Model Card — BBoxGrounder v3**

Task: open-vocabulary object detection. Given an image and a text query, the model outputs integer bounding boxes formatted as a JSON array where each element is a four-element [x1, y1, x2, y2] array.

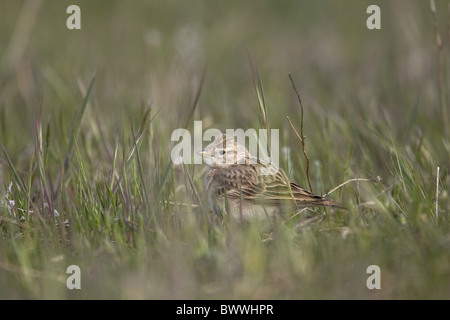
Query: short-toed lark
[[198, 134, 343, 220]]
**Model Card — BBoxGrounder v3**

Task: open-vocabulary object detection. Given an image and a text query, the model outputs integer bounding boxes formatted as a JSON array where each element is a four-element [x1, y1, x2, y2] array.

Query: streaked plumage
[[199, 134, 342, 220]]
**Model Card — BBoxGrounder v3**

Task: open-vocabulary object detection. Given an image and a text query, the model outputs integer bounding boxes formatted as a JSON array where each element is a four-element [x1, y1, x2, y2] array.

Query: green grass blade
[[64, 73, 97, 171], [0, 142, 26, 193]]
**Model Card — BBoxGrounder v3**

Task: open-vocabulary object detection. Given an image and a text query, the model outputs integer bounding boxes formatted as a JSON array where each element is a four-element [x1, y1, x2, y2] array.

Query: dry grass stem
[[324, 177, 376, 197], [288, 74, 313, 193]]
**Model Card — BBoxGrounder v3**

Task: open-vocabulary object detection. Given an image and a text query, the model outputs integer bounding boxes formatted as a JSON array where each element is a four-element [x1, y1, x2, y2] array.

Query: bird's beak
[[197, 150, 213, 163], [197, 150, 213, 159]]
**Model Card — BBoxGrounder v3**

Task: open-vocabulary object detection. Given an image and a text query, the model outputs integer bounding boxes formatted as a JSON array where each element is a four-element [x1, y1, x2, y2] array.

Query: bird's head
[[198, 134, 256, 167]]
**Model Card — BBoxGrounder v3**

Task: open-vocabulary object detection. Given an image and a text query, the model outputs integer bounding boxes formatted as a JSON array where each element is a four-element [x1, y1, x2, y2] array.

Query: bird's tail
[[289, 182, 345, 209], [311, 197, 346, 209]]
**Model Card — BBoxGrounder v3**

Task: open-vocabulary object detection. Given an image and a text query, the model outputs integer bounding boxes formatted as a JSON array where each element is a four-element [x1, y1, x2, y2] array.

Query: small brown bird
[[198, 134, 342, 220]]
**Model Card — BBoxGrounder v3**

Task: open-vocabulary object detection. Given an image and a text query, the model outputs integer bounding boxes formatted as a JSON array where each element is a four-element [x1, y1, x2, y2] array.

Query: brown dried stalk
[[287, 74, 313, 193]]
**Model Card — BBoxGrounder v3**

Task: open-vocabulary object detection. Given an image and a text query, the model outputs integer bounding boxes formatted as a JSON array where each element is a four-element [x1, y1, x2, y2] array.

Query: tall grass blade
[[0, 142, 26, 193], [64, 73, 97, 172]]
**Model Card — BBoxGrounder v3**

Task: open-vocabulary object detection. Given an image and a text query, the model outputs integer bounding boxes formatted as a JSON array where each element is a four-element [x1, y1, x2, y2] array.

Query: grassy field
[[0, 0, 449, 299]]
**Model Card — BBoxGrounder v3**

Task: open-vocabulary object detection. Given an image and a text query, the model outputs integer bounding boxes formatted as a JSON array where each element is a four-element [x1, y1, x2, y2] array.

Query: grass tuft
[[0, 1, 448, 300]]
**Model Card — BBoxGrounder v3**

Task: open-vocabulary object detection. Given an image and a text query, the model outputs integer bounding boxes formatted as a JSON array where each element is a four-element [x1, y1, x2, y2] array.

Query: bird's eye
[[219, 150, 226, 155]]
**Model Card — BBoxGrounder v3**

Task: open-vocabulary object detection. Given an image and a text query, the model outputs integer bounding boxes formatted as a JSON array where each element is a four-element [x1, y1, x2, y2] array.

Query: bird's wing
[[257, 169, 326, 206], [213, 164, 340, 208]]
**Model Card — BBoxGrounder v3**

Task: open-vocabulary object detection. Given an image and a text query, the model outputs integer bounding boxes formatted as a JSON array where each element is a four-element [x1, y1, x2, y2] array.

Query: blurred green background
[[1, 1, 448, 178], [0, 0, 449, 299]]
